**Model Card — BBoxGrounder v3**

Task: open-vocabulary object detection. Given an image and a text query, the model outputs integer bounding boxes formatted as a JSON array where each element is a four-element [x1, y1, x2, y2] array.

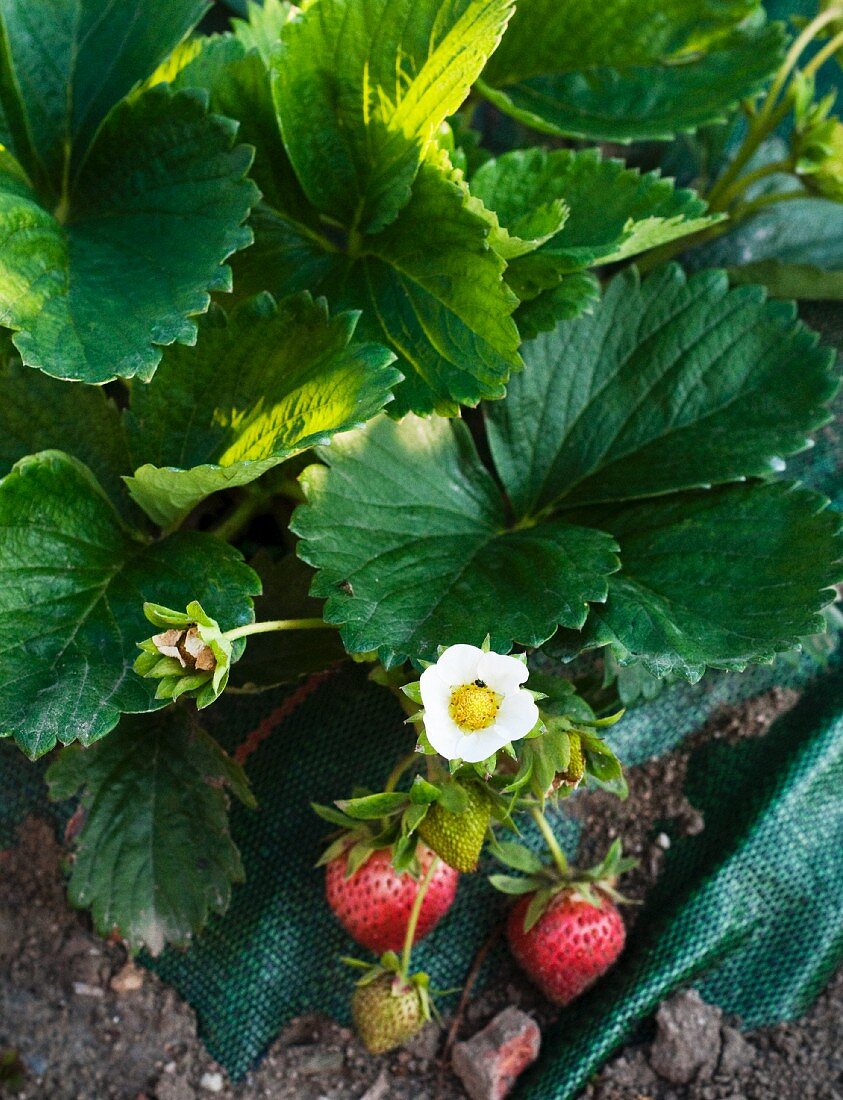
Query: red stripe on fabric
[[233, 671, 336, 765]]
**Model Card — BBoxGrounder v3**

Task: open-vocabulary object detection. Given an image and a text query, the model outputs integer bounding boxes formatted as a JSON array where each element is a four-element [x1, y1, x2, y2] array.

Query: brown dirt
[[1, 688, 840, 1100]]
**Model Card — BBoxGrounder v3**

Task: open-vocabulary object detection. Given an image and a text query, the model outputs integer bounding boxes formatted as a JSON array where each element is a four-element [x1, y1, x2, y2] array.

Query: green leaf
[[293, 414, 618, 665], [0, 452, 259, 759], [477, 0, 784, 142], [408, 776, 441, 805], [492, 840, 544, 873], [580, 481, 843, 679], [46, 709, 248, 955], [470, 148, 718, 299], [172, 33, 301, 218], [0, 0, 208, 193], [311, 802, 359, 828], [580, 732, 627, 796], [435, 779, 470, 815], [273, 0, 515, 233], [0, 84, 256, 384], [515, 272, 600, 340], [237, 150, 522, 417], [486, 266, 839, 519], [232, 0, 294, 61], [336, 792, 408, 819], [488, 873, 542, 895], [229, 552, 345, 690], [728, 261, 843, 300], [176, 31, 521, 417], [0, 344, 133, 521], [124, 293, 400, 527], [523, 885, 555, 931]]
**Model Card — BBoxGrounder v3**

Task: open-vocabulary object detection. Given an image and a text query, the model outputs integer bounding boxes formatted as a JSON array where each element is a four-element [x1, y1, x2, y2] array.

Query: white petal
[[477, 650, 529, 693], [419, 665, 451, 710], [495, 689, 539, 741], [433, 643, 484, 686], [424, 709, 470, 760], [457, 725, 512, 763]]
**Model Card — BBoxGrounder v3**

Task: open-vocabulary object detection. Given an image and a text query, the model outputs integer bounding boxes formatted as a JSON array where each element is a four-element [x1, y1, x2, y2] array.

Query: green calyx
[[417, 781, 491, 872], [134, 600, 234, 709], [490, 837, 637, 931], [792, 91, 843, 202]]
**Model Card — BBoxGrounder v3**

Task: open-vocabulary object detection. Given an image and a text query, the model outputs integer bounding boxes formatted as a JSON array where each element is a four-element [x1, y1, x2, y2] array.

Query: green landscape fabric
[[143, 669, 582, 1079], [521, 666, 843, 1099], [2, 654, 841, 1092]]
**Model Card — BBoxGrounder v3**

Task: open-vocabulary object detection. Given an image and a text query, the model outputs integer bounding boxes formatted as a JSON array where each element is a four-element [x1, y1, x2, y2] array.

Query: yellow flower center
[[448, 680, 502, 732]]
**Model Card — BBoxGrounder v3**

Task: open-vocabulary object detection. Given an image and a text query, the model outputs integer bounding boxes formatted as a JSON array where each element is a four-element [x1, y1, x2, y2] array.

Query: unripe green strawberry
[[352, 973, 425, 1054], [557, 731, 585, 790], [418, 783, 490, 872]]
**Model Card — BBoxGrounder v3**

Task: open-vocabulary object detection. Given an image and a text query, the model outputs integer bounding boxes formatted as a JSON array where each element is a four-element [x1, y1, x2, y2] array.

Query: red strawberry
[[326, 843, 459, 954], [507, 889, 626, 1006]]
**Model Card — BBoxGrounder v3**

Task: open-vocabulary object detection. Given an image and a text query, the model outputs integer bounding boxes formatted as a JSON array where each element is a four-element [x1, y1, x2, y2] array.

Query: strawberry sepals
[[342, 952, 435, 1021], [489, 836, 637, 932]]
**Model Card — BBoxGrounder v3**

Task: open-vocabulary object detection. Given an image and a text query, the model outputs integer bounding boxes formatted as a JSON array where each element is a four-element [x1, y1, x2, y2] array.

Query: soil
[[1, 688, 841, 1100]]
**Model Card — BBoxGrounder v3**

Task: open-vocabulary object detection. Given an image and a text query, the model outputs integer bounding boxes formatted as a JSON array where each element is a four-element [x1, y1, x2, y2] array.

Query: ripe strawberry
[[506, 888, 626, 1006], [352, 972, 426, 1054], [325, 843, 459, 954], [418, 782, 490, 872]]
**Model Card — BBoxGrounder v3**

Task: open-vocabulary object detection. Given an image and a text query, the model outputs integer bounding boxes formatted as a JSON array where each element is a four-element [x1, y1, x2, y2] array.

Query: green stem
[[384, 752, 418, 794], [802, 27, 843, 80], [730, 189, 808, 220], [709, 158, 795, 212], [529, 805, 568, 877], [401, 856, 440, 977], [224, 618, 332, 642], [761, 6, 843, 116], [704, 8, 843, 213], [211, 492, 268, 543], [706, 96, 793, 210]]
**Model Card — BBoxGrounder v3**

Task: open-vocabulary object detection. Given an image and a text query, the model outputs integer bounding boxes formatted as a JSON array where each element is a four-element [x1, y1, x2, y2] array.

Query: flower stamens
[[448, 682, 501, 732]]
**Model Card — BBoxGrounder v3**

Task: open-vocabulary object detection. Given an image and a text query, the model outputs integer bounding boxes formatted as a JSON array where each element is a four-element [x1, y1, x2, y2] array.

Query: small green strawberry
[[418, 781, 490, 872], [556, 731, 585, 791], [351, 970, 430, 1054]]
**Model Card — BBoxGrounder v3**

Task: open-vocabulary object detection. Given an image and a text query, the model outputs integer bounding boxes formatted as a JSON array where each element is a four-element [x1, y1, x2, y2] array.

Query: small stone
[[72, 981, 105, 998], [650, 990, 723, 1085], [718, 1026, 755, 1076], [199, 1071, 224, 1092], [404, 1021, 442, 1061], [155, 1077, 196, 1100], [359, 1069, 391, 1100], [111, 961, 145, 994], [655, 832, 671, 850], [292, 1047, 344, 1076], [452, 1007, 541, 1100]]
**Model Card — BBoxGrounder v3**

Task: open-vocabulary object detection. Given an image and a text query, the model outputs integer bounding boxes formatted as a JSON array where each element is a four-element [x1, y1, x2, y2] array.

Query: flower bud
[[134, 600, 232, 709]]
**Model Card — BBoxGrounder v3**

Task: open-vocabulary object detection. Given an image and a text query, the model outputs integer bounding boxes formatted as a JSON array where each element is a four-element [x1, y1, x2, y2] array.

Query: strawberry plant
[[0, 0, 838, 1038]]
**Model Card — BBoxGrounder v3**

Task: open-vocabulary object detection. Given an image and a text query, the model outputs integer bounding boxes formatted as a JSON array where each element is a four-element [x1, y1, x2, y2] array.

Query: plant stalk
[[529, 805, 568, 877], [211, 492, 269, 543], [225, 618, 332, 641], [704, 7, 843, 213], [401, 856, 440, 976], [802, 27, 843, 80], [384, 752, 419, 794]]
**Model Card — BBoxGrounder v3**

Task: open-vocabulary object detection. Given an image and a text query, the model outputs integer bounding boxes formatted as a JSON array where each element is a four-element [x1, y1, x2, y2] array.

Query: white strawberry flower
[[418, 643, 539, 763]]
